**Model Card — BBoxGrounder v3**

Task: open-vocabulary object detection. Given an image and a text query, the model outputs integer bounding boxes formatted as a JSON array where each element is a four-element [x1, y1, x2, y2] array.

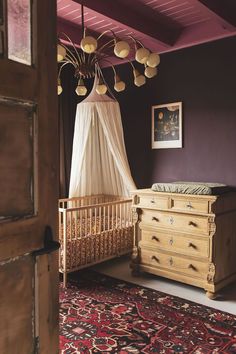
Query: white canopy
[[69, 87, 136, 197]]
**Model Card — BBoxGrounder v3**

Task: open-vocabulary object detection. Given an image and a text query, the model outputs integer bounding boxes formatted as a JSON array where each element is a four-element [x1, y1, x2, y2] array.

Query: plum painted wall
[[116, 36, 236, 188], [60, 36, 236, 192]]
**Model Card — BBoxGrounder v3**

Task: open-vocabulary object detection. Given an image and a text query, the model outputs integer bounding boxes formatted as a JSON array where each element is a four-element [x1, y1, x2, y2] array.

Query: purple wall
[[117, 36, 236, 188]]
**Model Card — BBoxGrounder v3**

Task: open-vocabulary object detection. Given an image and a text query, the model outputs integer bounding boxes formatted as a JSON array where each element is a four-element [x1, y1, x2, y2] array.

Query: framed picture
[[152, 101, 182, 149]]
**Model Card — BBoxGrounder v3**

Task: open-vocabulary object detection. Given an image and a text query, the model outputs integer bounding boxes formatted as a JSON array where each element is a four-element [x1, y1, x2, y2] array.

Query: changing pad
[[151, 181, 232, 195]]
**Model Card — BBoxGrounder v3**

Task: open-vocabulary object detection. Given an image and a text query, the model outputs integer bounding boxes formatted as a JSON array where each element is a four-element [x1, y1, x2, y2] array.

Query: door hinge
[[33, 336, 39, 354]]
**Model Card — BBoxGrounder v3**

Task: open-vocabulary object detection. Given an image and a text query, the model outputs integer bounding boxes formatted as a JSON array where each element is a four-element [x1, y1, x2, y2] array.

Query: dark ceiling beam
[[197, 0, 236, 28], [72, 0, 183, 47], [58, 17, 111, 46]]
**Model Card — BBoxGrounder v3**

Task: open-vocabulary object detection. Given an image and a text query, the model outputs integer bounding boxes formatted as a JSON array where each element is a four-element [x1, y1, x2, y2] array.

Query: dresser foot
[[206, 291, 217, 300]]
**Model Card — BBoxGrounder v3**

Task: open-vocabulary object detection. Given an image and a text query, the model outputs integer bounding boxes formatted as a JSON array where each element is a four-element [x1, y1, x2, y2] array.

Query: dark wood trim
[[72, 0, 182, 46]]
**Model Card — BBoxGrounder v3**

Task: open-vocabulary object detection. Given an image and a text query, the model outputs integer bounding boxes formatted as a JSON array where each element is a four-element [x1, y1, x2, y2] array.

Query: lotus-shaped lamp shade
[[144, 66, 157, 78], [147, 53, 160, 68], [96, 84, 108, 95], [114, 41, 130, 58], [57, 44, 66, 62], [81, 36, 98, 54], [57, 78, 63, 95], [133, 69, 146, 87], [135, 47, 150, 64], [114, 80, 126, 92], [75, 79, 87, 96]]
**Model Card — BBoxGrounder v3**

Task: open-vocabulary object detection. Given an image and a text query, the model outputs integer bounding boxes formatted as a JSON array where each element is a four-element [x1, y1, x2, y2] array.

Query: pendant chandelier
[[57, 3, 160, 96]]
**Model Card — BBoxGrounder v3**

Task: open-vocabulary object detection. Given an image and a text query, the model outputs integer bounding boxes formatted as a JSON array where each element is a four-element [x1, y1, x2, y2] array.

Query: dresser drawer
[[170, 197, 209, 214], [140, 230, 209, 258], [141, 209, 210, 235], [134, 195, 168, 210], [140, 248, 208, 279]]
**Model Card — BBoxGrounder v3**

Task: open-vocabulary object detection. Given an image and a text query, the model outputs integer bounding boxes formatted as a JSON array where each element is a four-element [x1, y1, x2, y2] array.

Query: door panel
[[0, 256, 35, 354], [35, 253, 59, 353], [0, 0, 58, 353], [0, 98, 35, 219]]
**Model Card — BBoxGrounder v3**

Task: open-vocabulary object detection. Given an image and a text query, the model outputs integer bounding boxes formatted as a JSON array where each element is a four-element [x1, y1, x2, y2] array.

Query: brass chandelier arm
[[93, 57, 117, 77], [97, 29, 117, 41], [60, 32, 83, 64], [64, 52, 79, 66], [91, 53, 115, 66], [61, 44, 79, 66], [95, 38, 116, 56], [128, 60, 136, 70], [58, 61, 74, 79], [90, 52, 110, 65], [127, 35, 145, 49], [60, 59, 77, 67]]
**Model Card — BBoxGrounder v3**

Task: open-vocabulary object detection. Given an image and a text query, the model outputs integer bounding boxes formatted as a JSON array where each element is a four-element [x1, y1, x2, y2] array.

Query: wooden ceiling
[[57, 0, 236, 63]]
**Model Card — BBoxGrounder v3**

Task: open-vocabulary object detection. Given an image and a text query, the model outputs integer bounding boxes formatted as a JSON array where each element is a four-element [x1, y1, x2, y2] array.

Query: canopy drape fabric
[[69, 100, 136, 197]]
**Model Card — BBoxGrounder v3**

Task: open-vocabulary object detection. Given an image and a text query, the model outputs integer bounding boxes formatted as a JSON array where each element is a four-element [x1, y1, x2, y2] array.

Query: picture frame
[[152, 101, 182, 149]]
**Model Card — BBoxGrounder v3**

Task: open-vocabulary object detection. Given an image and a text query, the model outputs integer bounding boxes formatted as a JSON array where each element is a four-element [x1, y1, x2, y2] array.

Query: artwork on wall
[[152, 101, 182, 149]]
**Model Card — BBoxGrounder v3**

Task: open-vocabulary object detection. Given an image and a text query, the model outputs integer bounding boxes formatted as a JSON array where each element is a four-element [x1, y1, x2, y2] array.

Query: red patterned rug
[[60, 271, 236, 353]]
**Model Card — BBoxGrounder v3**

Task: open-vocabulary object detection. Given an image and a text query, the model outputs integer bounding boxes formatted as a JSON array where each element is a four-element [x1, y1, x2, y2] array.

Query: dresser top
[[130, 188, 218, 200], [131, 189, 236, 216]]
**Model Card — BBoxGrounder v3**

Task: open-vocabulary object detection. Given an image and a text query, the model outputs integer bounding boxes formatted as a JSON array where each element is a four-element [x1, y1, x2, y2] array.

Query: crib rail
[[59, 198, 133, 238], [59, 194, 122, 210]]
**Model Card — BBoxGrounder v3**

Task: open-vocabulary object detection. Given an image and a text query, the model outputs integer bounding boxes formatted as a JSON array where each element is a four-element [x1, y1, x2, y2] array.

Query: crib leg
[[63, 271, 67, 288]]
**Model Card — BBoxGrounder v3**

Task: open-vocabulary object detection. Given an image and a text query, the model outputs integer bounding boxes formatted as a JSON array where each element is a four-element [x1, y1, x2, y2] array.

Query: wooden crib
[[59, 195, 134, 286]]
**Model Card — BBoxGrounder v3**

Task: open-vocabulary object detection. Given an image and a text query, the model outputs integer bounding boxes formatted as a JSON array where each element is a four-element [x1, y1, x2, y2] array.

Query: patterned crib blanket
[[61, 215, 129, 239]]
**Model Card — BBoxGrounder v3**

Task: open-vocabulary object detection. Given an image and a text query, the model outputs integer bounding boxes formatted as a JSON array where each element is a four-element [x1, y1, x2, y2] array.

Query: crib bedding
[[60, 215, 129, 239], [60, 226, 133, 270]]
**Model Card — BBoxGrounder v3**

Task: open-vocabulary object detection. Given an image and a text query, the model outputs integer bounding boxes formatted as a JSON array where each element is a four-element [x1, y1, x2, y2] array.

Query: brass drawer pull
[[151, 255, 159, 263], [188, 264, 197, 271], [152, 216, 159, 222], [150, 199, 155, 203], [152, 235, 159, 242], [188, 242, 197, 249], [187, 202, 193, 209], [168, 259, 197, 271], [188, 221, 197, 227], [169, 238, 173, 245]]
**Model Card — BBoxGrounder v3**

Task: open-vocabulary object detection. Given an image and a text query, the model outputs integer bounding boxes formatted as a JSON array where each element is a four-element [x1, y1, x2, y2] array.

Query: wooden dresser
[[131, 189, 236, 299]]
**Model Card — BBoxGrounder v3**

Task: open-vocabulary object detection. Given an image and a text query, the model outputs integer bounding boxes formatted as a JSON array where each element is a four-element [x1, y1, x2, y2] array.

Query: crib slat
[[103, 205, 106, 231], [90, 207, 92, 235], [63, 210, 67, 287], [116, 204, 118, 228], [120, 203, 122, 229], [85, 208, 88, 236], [79, 210, 82, 238], [94, 207, 97, 234], [99, 206, 102, 233]]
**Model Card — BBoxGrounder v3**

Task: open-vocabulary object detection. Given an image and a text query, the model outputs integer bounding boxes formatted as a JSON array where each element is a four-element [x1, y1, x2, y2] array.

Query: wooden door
[[0, 1, 59, 353]]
